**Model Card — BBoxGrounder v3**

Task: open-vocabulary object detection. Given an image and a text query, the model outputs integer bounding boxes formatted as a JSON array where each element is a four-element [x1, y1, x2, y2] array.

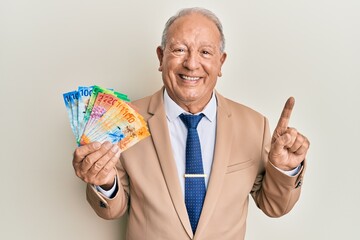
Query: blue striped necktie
[[180, 113, 206, 233]]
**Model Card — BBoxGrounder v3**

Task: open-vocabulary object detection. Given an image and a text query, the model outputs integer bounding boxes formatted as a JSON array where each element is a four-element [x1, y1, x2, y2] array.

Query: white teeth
[[181, 75, 200, 81]]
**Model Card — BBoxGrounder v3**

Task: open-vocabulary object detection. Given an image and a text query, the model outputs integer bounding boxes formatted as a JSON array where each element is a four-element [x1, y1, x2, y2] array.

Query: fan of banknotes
[[63, 85, 150, 152]]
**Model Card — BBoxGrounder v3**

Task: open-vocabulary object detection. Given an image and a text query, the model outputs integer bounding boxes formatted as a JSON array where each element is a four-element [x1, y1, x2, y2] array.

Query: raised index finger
[[275, 97, 295, 132]]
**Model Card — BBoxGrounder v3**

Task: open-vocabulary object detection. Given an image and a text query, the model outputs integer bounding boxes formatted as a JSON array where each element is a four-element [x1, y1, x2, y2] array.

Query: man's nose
[[183, 52, 200, 70]]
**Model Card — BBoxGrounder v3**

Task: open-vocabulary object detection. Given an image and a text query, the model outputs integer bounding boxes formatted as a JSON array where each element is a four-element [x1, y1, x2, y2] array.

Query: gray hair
[[161, 7, 225, 52]]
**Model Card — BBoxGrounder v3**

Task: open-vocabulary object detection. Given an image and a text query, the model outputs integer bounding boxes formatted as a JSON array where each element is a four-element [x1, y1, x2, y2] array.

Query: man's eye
[[201, 50, 212, 56], [172, 48, 186, 56]]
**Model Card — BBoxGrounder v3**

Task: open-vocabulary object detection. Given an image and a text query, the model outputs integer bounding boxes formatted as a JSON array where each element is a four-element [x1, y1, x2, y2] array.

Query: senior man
[[73, 7, 310, 240]]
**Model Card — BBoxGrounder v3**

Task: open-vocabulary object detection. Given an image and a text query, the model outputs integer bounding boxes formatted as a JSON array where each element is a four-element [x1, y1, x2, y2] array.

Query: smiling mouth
[[179, 74, 201, 81]]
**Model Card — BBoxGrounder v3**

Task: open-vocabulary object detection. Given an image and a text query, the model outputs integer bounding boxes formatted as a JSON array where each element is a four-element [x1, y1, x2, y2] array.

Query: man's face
[[157, 13, 227, 113]]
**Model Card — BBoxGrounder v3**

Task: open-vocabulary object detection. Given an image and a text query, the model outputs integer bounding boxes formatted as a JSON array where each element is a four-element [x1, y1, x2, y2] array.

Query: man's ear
[[156, 46, 164, 71], [218, 52, 227, 77], [220, 52, 227, 66]]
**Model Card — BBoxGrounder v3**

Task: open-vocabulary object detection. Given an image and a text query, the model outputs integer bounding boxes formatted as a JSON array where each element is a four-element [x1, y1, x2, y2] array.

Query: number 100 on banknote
[[63, 85, 150, 152]]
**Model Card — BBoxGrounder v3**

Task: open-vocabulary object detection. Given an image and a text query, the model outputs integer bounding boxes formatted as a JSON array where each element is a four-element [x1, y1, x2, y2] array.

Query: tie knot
[[180, 113, 204, 129]]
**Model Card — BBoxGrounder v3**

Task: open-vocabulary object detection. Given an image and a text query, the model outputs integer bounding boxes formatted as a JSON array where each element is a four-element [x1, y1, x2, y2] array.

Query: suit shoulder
[[131, 88, 163, 108], [132, 95, 152, 108], [129, 95, 152, 119]]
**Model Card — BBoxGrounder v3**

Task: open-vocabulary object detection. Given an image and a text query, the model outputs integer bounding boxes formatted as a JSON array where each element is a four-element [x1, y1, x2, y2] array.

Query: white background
[[1, 0, 359, 239]]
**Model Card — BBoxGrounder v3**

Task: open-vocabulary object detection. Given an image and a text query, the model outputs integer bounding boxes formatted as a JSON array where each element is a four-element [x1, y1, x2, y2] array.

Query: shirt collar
[[164, 89, 217, 122]]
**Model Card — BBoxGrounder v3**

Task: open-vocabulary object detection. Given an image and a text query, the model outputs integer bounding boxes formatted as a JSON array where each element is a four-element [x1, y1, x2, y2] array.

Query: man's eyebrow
[[167, 41, 218, 50], [167, 41, 185, 47], [200, 44, 216, 49], [168, 42, 183, 46]]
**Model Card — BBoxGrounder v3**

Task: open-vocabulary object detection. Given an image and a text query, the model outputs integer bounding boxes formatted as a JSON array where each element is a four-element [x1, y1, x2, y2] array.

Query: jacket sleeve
[[86, 158, 130, 220], [251, 117, 306, 217]]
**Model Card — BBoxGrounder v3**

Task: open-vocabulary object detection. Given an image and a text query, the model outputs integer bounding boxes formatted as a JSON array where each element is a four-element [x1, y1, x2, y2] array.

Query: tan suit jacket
[[86, 88, 305, 240]]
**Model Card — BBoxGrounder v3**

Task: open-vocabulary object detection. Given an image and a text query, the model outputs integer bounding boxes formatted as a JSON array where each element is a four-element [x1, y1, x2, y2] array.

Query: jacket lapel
[[147, 89, 193, 238], [194, 92, 233, 239]]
